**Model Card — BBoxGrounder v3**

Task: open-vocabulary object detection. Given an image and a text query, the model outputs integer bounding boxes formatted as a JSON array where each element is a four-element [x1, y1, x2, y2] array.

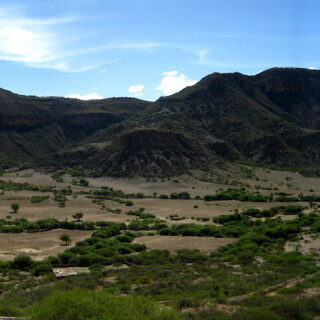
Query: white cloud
[[129, 85, 144, 93], [129, 85, 144, 97], [65, 93, 103, 100], [309, 67, 316, 70], [156, 71, 197, 96]]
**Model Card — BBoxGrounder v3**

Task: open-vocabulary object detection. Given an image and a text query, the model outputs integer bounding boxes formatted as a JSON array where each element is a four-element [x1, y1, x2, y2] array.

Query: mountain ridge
[[1, 67, 320, 176]]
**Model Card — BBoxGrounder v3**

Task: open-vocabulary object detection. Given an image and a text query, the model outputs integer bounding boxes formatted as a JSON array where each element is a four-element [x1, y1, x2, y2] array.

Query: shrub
[[32, 263, 52, 276], [283, 205, 304, 215], [275, 196, 299, 202], [204, 189, 268, 202], [11, 203, 19, 213], [30, 195, 50, 203], [29, 289, 184, 320], [115, 235, 132, 243], [178, 192, 191, 199], [12, 255, 33, 271]]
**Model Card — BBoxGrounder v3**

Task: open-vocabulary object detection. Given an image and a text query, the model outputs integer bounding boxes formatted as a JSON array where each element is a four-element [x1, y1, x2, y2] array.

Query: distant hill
[[1, 67, 320, 176], [0, 89, 149, 168]]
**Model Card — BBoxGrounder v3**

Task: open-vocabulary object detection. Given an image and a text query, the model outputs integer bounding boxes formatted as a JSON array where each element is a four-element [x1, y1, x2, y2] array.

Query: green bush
[[283, 206, 304, 215], [12, 255, 33, 271], [29, 289, 184, 320], [204, 189, 268, 202], [32, 263, 52, 276], [30, 195, 50, 203]]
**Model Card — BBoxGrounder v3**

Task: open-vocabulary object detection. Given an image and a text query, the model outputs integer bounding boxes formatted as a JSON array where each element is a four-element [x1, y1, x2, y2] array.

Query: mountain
[[82, 68, 320, 176], [1, 67, 320, 176], [0, 89, 149, 168]]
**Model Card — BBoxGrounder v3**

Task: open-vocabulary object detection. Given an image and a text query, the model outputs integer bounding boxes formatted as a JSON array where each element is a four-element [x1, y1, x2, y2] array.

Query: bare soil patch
[[0, 229, 92, 261], [0, 192, 133, 223], [286, 234, 320, 255], [128, 198, 305, 220], [133, 236, 237, 254]]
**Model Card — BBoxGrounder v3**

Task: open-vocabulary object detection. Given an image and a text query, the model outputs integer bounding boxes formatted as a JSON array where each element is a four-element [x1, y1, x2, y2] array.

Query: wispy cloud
[[0, 6, 83, 71], [193, 49, 273, 70], [0, 6, 164, 72], [0, 6, 242, 74]]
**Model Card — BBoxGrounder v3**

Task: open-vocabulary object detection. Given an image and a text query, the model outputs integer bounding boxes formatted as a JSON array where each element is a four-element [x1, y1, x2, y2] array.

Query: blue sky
[[0, 0, 319, 101]]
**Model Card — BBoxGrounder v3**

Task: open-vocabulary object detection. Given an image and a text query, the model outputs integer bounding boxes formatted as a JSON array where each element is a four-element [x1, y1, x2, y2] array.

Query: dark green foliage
[[126, 210, 156, 219], [128, 219, 150, 230], [0, 180, 53, 192], [125, 200, 134, 206], [170, 192, 191, 200], [0, 217, 96, 233], [204, 189, 268, 202], [11, 203, 19, 213], [275, 196, 300, 202], [60, 234, 71, 245], [300, 194, 320, 202], [158, 223, 248, 238], [32, 263, 52, 276], [30, 195, 50, 203], [283, 206, 304, 215], [213, 213, 244, 224], [12, 255, 33, 271], [52, 224, 144, 266], [72, 212, 84, 222], [51, 171, 64, 183], [78, 178, 89, 187]]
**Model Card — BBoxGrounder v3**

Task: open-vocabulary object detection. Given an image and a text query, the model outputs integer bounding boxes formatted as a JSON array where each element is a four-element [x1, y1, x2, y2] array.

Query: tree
[[72, 212, 84, 222], [11, 203, 20, 213], [60, 234, 71, 246]]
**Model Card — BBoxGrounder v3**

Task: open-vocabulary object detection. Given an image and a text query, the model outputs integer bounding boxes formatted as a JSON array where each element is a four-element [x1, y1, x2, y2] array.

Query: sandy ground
[[0, 189, 304, 224], [0, 168, 318, 261], [0, 192, 135, 223], [285, 234, 320, 255], [127, 198, 307, 220], [133, 236, 237, 254], [0, 229, 93, 261], [250, 168, 320, 194], [3, 167, 320, 195]]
